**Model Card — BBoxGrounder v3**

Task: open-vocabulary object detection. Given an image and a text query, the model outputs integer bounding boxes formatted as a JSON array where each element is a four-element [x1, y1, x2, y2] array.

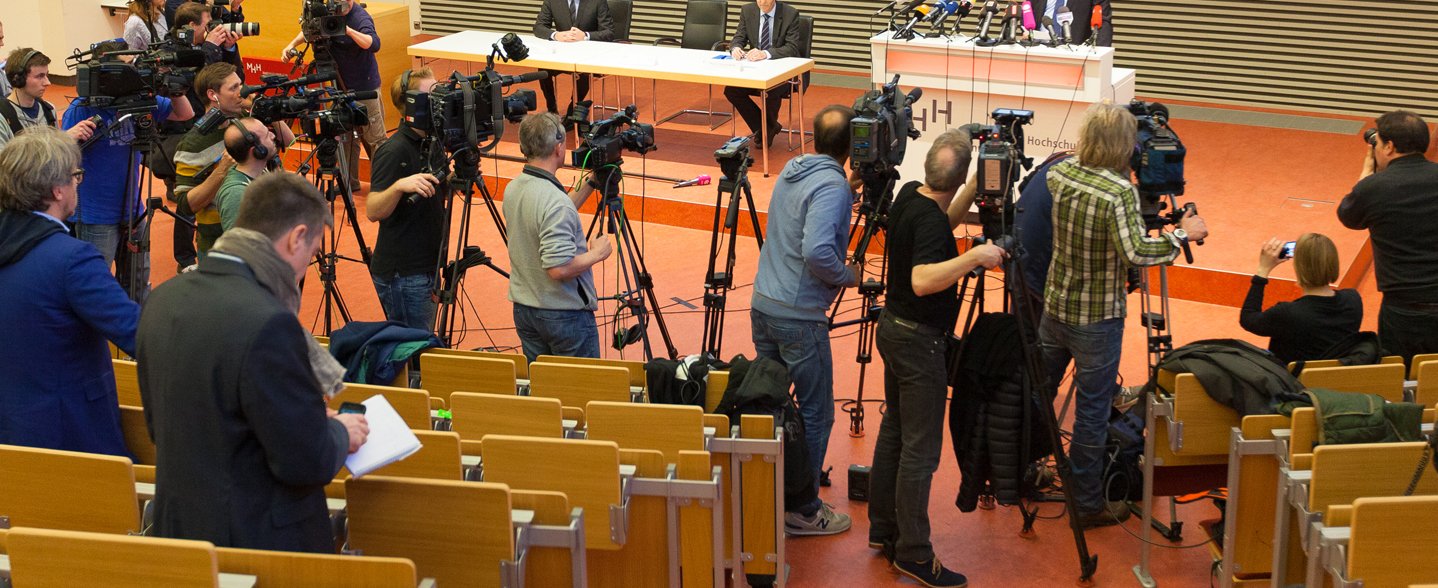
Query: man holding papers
[[138, 172, 368, 553]]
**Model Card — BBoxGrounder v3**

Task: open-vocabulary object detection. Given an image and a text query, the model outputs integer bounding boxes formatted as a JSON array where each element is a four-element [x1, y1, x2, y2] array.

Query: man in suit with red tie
[[723, 0, 803, 148], [534, 0, 616, 114]]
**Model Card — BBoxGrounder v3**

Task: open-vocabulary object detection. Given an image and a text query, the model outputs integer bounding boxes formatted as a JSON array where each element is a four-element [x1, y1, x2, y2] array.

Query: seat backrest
[[528, 362, 631, 410], [585, 401, 704, 462], [1299, 363, 1406, 402], [216, 546, 417, 587], [119, 404, 157, 465], [330, 384, 433, 431], [1410, 353, 1438, 379], [114, 358, 142, 407], [681, 0, 729, 50], [1162, 371, 1240, 457], [424, 348, 529, 380], [7, 527, 219, 587], [483, 435, 623, 550], [0, 444, 140, 534], [420, 354, 518, 405], [346, 476, 515, 588], [536, 354, 646, 389], [1347, 495, 1438, 588], [1415, 360, 1438, 408], [450, 392, 564, 442], [607, 0, 633, 41], [795, 13, 814, 59], [1309, 441, 1438, 513], [365, 430, 464, 481]]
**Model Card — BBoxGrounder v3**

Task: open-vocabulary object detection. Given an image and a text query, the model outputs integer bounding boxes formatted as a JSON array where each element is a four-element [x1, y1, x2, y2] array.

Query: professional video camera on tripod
[[568, 103, 676, 360], [700, 135, 762, 361], [827, 74, 921, 437], [68, 38, 205, 301], [402, 33, 546, 346]]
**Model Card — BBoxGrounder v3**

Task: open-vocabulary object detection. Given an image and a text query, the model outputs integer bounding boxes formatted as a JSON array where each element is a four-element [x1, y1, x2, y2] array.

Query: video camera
[[299, 0, 348, 66], [960, 108, 1034, 238], [71, 39, 206, 109], [207, 0, 247, 25], [714, 135, 753, 191], [850, 74, 922, 215], [1126, 100, 1186, 202], [571, 105, 656, 170], [404, 33, 544, 176], [243, 71, 340, 125]]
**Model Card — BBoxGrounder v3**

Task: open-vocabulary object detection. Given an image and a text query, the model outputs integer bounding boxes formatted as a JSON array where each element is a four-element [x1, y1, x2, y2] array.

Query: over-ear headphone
[[7, 50, 41, 92], [401, 69, 414, 95], [226, 119, 269, 161], [611, 298, 647, 351]]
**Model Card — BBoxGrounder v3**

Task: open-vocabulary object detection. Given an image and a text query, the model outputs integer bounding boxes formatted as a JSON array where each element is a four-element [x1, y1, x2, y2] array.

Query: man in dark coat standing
[[723, 0, 804, 147], [533, 0, 615, 113], [138, 171, 368, 553]]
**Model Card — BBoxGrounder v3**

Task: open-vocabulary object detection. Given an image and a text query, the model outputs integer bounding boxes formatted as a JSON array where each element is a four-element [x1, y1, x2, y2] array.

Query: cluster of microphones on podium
[[884, 0, 1106, 48]]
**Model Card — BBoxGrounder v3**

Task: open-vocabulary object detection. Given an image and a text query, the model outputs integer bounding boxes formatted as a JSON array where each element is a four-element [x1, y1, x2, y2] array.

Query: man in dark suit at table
[[533, 0, 616, 114], [723, 0, 804, 148], [1032, 0, 1111, 46], [137, 172, 368, 552]]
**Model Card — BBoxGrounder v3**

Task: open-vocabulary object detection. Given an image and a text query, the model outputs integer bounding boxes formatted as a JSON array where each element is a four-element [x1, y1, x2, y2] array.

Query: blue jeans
[[372, 272, 438, 332], [869, 311, 949, 562], [750, 310, 832, 515], [512, 303, 600, 362], [1038, 314, 1125, 514], [75, 221, 150, 305]]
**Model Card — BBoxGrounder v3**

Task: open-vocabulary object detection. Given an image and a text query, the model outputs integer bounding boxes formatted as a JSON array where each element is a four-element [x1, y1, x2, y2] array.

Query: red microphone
[[673, 174, 712, 189], [1088, 4, 1103, 45]]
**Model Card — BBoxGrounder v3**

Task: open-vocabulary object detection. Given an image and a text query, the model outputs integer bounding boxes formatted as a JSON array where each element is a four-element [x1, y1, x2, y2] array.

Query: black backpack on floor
[[714, 355, 817, 513]]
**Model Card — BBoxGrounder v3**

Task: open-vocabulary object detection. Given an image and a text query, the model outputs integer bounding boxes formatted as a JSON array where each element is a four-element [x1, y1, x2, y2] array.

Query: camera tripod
[[429, 145, 511, 348], [954, 192, 1099, 585], [296, 134, 372, 335], [585, 165, 678, 361], [700, 145, 763, 361], [827, 167, 901, 438]]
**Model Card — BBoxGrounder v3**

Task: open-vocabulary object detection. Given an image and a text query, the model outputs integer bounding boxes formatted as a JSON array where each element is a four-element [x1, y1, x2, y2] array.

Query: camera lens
[[224, 22, 260, 37], [1363, 128, 1378, 146]]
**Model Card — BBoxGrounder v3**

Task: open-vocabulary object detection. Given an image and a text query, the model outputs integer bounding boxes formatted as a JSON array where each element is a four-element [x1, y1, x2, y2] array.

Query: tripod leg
[[611, 204, 679, 360]]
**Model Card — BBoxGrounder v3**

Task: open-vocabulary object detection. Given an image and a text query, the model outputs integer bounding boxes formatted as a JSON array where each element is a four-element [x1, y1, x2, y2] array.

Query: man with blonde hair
[[502, 112, 611, 360], [870, 128, 1005, 588], [1039, 102, 1209, 529]]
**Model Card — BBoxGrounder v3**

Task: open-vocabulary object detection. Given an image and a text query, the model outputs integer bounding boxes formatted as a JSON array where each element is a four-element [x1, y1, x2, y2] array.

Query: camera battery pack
[[848, 464, 871, 502]]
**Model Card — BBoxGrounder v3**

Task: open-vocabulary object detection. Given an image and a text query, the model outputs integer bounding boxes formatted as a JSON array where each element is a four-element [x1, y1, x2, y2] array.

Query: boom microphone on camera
[[499, 71, 550, 85], [240, 70, 337, 97]]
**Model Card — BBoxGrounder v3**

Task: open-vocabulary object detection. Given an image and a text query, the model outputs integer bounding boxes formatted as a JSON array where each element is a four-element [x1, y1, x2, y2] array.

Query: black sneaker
[[1075, 500, 1131, 529], [893, 558, 968, 588]]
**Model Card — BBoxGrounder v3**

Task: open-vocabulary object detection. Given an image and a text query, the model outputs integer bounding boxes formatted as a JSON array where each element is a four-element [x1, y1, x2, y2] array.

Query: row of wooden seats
[[0, 526, 431, 587], [1140, 359, 1438, 585]]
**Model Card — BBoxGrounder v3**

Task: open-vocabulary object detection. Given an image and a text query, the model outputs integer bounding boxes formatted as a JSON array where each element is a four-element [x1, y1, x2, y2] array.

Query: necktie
[[759, 14, 772, 51], [571, 0, 579, 22]]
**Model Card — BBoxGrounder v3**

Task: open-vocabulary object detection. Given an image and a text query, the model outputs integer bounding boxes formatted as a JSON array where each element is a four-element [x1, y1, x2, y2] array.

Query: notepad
[[344, 395, 423, 478]]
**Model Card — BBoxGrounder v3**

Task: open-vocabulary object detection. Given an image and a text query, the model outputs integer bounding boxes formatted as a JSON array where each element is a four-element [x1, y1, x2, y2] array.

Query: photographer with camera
[[281, 0, 387, 184], [62, 40, 195, 302], [173, 2, 244, 75], [0, 49, 97, 150], [1239, 234, 1362, 364], [1038, 103, 1208, 529], [1337, 110, 1438, 363], [215, 117, 277, 232], [503, 112, 612, 361], [364, 68, 445, 331], [174, 62, 294, 259], [749, 104, 858, 537], [869, 129, 1004, 588]]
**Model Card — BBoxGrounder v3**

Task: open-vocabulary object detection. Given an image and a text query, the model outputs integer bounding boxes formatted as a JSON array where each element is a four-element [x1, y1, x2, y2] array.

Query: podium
[[869, 32, 1135, 182]]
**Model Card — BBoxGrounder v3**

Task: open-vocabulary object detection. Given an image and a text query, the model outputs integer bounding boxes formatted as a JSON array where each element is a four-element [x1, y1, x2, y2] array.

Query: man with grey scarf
[[137, 171, 367, 552]]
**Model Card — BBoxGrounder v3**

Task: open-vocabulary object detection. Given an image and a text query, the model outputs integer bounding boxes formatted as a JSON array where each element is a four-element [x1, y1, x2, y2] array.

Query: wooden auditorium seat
[[216, 545, 424, 587], [4, 527, 220, 587], [328, 384, 434, 431], [418, 354, 518, 407], [112, 358, 142, 408], [423, 348, 529, 380], [1329, 496, 1438, 588], [1298, 363, 1406, 402], [535, 354, 647, 391], [448, 392, 565, 455], [527, 363, 632, 426], [0, 445, 141, 535]]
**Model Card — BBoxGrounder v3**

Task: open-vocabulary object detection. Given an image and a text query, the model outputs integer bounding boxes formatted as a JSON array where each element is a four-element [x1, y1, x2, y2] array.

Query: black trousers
[[539, 71, 591, 113], [723, 84, 792, 139], [163, 176, 197, 268], [1379, 298, 1438, 364]]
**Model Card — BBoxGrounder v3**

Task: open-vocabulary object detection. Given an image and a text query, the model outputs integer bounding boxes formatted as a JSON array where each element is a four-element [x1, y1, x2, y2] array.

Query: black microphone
[[871, 0, 899, 17], [999, 1, 1022, 44], [1055, 6, 1073, 44], [500, 71, 550, 85], [240, 70, 337, 97], [974, 0, 999, 41], [342, 90, 380, 101]]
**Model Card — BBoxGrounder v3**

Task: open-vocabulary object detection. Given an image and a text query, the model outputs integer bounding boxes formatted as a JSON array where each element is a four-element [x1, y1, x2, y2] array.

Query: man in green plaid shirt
[[1039, 103, 1209, 529]]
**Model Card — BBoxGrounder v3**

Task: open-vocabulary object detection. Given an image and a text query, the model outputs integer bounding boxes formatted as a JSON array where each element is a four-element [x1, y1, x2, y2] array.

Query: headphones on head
[[401, 69, 414, 94], [226, 119, 269, 161], [7, 50, 41, 91]]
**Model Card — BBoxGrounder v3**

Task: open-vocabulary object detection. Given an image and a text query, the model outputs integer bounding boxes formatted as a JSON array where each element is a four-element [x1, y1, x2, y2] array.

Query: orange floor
[[55, 46, 1397, 585]]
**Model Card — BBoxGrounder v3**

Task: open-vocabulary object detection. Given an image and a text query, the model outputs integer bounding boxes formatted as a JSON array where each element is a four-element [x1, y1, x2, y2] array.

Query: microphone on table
[[1055, 6, 1073, 45], [998, 1, 1022, 45], [1020, 0, 1036, 30], [673, 174, 712, 189], [925, 0, 958, 25], [871, 0, 900, 17], [974, 0, 1000, 44], [1088, 4, 1103, 46], [895, 3, 932, 39]]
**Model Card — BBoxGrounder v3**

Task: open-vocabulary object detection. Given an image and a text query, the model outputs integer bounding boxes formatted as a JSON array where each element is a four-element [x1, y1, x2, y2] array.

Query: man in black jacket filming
[[1337, 110, 1438, 363]]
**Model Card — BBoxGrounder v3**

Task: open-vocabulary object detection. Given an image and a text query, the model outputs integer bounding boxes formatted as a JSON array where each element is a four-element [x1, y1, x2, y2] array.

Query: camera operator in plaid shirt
[[1038, 102, 1209, 529]]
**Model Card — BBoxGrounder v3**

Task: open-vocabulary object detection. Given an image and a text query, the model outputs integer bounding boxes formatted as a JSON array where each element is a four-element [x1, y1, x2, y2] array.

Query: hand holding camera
[[1255, 237, 1291, 278]]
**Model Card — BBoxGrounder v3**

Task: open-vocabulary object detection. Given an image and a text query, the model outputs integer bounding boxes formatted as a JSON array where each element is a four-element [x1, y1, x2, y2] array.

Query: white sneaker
[[784, 502, 852, 536]]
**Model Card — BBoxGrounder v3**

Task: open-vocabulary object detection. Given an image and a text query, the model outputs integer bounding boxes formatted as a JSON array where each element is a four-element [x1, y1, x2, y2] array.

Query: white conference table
[[408, 31, 816, 176]]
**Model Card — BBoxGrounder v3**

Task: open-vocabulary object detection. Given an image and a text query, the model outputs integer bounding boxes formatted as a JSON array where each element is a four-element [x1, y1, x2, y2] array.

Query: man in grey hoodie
[[750, 104, 860, 536]]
